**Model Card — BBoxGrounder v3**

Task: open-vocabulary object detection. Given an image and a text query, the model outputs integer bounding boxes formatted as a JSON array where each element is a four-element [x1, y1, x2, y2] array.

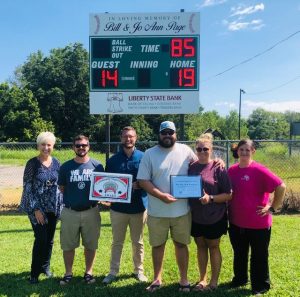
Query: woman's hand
[[200, 191, 210, 205], [34, 210, 45, 225], [256, 205, 271, 217], [213, 158, 225, 169]]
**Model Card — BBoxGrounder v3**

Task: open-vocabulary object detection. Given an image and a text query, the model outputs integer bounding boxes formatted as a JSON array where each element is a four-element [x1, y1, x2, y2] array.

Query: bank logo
[[107, 92, 123, 113]]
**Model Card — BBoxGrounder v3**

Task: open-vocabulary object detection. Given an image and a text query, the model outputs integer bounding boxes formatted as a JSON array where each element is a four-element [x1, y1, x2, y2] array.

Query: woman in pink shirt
[[228, 139, 286, 295]]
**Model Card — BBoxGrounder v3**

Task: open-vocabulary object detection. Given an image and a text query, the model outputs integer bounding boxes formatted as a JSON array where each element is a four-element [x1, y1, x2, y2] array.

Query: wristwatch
[[209, 195, 214, 203], [269, 206, 276, 214]]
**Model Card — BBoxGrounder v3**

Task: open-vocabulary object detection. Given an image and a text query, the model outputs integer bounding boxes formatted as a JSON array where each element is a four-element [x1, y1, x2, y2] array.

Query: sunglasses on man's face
[[74, 144, 89, 149], [160, 130, 175, 136], [196, 147, 209, 152]]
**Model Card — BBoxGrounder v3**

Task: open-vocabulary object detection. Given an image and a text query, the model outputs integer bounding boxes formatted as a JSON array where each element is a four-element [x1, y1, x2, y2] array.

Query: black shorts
[[191, 214, 228, 240]]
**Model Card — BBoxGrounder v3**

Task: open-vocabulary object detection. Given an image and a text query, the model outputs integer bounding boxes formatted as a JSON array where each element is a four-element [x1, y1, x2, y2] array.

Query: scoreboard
[[89, 12, 200, 114], [90, 36, 199, 91]]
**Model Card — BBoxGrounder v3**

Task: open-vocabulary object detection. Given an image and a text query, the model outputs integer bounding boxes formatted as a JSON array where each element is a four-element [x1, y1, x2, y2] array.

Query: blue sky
[[1, 0, 300, 117]]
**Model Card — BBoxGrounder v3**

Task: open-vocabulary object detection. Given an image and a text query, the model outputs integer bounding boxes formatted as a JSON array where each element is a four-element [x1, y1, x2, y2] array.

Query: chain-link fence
[[1, 140, 299, 212]]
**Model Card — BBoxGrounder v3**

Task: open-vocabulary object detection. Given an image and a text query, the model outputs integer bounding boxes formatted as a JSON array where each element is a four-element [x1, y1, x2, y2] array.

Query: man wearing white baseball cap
[[137, 121, 198, 292]]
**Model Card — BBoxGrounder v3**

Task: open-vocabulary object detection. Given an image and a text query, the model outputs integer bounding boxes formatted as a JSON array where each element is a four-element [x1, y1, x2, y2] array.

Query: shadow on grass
[[0, 228, 32, 234], [0, 272, 252, 297], [0, 223, 112, 234]]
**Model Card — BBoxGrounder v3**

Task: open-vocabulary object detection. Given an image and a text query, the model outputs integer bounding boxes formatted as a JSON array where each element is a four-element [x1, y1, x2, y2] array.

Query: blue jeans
[[30, 212, 58, 277]]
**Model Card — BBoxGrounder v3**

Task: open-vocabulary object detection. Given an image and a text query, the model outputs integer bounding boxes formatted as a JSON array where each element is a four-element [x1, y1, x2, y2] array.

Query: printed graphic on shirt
[[70, 168, 93, 181], [70, 169, 94, 190], [78, 181, 86, 190], [241, 174, 250, 181]]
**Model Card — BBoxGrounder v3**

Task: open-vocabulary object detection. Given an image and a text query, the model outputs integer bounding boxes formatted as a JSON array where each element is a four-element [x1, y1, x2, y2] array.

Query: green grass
[[0, 148, 106, 166], [0, 212, 299, 297]]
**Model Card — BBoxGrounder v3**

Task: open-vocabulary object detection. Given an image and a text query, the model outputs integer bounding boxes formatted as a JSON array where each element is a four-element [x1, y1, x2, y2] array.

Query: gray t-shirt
[[58, 158, 104, 209], [137, 143, 197, 218]]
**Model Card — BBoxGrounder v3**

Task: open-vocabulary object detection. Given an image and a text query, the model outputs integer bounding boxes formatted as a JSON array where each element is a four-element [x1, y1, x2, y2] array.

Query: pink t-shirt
[[228, 161, 282, 229]]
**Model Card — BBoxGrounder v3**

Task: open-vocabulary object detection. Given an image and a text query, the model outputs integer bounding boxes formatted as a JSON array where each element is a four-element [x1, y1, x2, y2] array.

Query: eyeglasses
[[160, 130, 175, 136], [196, 147, 209, 152], [75, 144, 89, 148]]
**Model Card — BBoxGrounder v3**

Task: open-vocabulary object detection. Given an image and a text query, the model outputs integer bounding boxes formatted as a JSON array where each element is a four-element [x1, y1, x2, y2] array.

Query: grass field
[[0, 148, 107, 166], [0, 212, 299, 297], [1, 145, 300, 212]]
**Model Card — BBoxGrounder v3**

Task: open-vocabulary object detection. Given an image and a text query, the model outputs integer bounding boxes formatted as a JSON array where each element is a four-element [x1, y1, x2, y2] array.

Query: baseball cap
[[159, 121, 176, 132]]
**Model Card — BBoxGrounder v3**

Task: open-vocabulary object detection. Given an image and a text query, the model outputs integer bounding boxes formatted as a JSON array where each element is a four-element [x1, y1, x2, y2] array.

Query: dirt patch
[[0, 165, 24, 207], [0, 165, 24, 189]]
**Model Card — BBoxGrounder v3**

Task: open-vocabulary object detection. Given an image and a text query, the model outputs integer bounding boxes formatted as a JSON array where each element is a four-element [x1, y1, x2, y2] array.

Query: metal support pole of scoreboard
[[179, 114, 185, 141], [105, 114, 110, 162]]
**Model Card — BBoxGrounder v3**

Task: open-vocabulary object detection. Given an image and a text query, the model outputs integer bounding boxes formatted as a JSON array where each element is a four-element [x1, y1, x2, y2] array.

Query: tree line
[[0, 43, 299, 142]]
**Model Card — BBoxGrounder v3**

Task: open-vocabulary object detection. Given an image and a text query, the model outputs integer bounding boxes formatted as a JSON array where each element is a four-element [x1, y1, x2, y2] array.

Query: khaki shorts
[[147, 212, 191, 247], [60, 206, 101, 251]]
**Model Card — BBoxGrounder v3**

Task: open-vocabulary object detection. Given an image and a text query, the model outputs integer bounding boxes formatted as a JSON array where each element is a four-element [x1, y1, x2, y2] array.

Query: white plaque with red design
[[89, 172, 132, 203]]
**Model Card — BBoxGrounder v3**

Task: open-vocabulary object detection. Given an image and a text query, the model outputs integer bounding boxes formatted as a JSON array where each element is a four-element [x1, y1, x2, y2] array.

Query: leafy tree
[[219, 110, 248, 140], [284, 111, 300, 127], [247, 108, 289, 139], [109, 115, 153, 141], [185, 110, 223, 140], [0, 83, 53, 141], [16, 43, 102, 141]]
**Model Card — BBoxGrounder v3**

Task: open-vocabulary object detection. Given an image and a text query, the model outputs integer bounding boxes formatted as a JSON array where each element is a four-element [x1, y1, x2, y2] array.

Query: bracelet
[[209, 195, 214, 203], [269, 206, 276, 213]]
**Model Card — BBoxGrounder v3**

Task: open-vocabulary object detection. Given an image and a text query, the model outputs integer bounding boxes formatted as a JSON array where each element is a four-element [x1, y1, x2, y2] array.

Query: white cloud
[[223, 3, 265, 32], [197, 0, 227, 9], [215, 101, 236, 109], [226, 19, 264, 31], [230, 3, 265, 17]]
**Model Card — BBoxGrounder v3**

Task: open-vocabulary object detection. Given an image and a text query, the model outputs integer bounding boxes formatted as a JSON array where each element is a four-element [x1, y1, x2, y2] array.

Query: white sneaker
[[135, 273, 148, 282], [102, 274, 117, 284]]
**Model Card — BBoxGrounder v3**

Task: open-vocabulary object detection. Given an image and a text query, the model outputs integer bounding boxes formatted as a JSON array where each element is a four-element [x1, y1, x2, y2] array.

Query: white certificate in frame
[[89, 172, 132, 203], [170, 175, 202, 199]]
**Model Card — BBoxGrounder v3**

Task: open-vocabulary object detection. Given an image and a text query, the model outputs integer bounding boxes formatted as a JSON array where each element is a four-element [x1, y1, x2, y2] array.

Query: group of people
[[20, 121, 286, 295]]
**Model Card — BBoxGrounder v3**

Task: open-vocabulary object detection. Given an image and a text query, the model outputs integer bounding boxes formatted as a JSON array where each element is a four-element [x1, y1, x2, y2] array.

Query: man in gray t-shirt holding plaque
[[137, 121, 198, 292]]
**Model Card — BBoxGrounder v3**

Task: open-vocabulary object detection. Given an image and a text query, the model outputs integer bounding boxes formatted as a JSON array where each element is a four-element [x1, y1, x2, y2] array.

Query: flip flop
[[193, 282, 206, 291], [59, 274, 73, 285], [146, 282, 162, 292], [179, 283, 191, 292], [84, 273, 96, 284]]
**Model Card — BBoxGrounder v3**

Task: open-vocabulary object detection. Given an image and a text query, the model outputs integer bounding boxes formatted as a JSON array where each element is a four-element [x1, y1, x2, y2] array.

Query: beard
[[158, 136, 176, 148], [75, 150, 88, 158]]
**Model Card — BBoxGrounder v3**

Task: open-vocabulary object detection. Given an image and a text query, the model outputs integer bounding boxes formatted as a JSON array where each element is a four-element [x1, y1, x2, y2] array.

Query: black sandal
[[59, 274, 73, 285], [179, 283, 191, 292], [84, 273, 96, 284]]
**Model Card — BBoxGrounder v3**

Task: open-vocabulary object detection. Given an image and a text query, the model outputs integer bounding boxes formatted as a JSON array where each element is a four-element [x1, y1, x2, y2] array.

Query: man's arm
[[138, 180, 177, 204]]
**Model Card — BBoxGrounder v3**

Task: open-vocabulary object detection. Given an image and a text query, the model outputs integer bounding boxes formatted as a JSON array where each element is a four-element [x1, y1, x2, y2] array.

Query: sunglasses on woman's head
[[196, 147, 209, 152]]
